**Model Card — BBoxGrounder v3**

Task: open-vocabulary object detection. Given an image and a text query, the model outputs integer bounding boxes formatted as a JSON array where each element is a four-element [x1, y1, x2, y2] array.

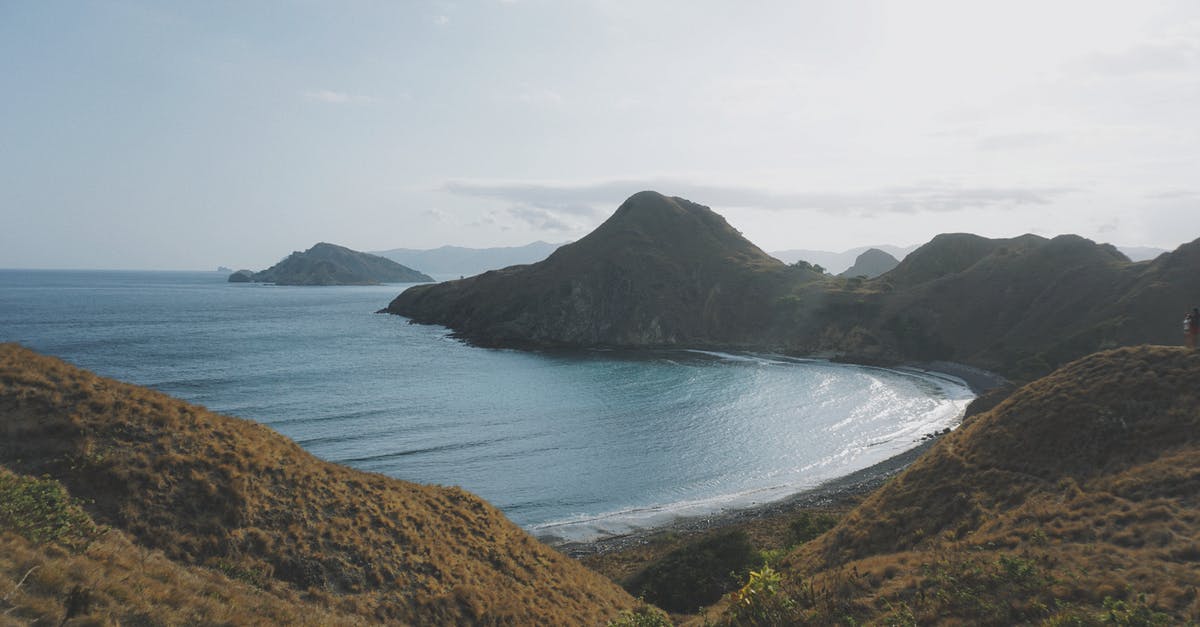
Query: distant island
[[229, 242, 433, 286]]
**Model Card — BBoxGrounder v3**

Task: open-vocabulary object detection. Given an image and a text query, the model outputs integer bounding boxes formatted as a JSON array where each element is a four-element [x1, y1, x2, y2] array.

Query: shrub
[[626, 530, 757, 613], [607, 602, 673, 627], [0, 470, 98, 548], [789, 511, 839, 546]]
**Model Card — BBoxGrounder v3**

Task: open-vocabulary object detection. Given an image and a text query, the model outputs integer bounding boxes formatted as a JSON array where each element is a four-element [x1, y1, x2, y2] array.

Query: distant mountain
[[385, 191, 820, 347], [1118, 245, 1169, 262], [374, 241, 564, 279], [385, 190, 1200, 381], [770, 245, 916, 274], [836, 248, 900, 278], [231, 243, 432, 285]]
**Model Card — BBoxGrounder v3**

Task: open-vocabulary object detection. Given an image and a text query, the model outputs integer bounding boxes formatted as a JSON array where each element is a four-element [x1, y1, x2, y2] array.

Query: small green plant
[[607, 602, 673, 627], [1100, 594, 1171, 626], [0, 470, 98, 548], [789, 511, 839, 546], [729, 566, 795, 625]]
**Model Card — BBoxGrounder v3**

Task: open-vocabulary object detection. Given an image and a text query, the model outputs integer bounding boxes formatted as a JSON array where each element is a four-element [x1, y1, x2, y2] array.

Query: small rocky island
[[229, 242, 433, 286]]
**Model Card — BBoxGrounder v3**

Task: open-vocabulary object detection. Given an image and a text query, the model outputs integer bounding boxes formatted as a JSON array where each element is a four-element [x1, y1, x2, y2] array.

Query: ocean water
[[0, 269, 973, 541]]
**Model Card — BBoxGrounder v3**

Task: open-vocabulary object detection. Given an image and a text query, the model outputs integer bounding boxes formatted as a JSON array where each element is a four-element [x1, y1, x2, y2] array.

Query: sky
[[2, 0, 1198, 270]]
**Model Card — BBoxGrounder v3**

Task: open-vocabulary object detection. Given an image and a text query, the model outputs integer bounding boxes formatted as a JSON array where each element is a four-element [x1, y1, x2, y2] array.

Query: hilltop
[[0, 344, 634, 625], [385, 191, 822, 347], [836, 248, 899, 279], [387, 191, 1200, 380], [231, 242, 433, 285], [700, 345, 1200, 625]]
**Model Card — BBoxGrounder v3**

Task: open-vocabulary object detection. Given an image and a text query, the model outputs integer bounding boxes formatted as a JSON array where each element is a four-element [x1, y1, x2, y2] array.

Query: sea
[[0, 269, 974, 542]]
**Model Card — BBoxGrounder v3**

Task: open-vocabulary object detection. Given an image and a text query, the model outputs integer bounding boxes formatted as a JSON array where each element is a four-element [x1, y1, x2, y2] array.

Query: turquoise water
[[0, 269, 973, 541]]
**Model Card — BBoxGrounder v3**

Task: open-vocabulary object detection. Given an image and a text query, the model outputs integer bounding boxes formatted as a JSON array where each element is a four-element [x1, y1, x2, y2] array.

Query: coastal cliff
[[232, 242, 433, 285], [0, 343, 634, 625]]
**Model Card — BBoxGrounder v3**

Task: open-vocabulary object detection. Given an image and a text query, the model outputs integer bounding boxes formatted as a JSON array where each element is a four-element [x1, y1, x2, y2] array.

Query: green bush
[[607, 602, 673, 627], [0, 469, 98, 548], [789, 511, 839, 546], [626, 530, 757, 613]]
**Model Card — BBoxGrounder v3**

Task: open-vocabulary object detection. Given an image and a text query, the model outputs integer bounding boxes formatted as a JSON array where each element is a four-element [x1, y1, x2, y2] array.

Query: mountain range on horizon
[[365, 240, 1167, 280]]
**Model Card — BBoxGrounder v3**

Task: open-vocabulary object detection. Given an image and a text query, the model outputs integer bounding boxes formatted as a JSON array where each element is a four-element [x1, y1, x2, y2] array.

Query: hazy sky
[[3, 1, 1198, 270]]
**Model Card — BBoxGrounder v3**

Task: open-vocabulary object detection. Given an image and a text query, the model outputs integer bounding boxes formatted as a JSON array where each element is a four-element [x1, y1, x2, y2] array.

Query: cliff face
[[736, 346, 1200, 624], [234, 242, 433, 285], [0, 344, 634, 625], [386, 191, 820, 347]]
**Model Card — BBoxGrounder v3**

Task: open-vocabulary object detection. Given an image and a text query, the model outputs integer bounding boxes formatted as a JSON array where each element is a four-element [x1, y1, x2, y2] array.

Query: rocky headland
[[385, 190, 1200, 381]]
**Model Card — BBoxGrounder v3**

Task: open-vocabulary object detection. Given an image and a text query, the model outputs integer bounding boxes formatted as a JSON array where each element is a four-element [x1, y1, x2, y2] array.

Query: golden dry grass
[[699, 345, 1200, 625], [0, 343, 635, 625]]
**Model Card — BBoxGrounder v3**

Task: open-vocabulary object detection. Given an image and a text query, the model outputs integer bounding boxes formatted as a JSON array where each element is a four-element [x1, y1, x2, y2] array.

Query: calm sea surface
[[0, 270, 973, 541]]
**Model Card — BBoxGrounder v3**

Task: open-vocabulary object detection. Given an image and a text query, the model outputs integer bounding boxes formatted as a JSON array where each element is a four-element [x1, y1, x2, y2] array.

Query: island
[[229, 242, 433, 285]]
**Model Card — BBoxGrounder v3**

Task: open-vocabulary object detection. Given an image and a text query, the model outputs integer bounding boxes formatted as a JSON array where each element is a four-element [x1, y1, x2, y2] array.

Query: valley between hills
[[3, 191, 1199, 625]]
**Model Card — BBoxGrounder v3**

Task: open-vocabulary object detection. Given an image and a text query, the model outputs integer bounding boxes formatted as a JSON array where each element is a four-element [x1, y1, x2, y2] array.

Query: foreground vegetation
[[0, 343, 634, 625], [4, 343, 1198, 625]]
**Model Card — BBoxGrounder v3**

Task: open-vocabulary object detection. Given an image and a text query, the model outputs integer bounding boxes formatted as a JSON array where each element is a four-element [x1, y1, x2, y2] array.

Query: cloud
[[976, 132, 1063, 151], [442, 178, 1074, 216], [1083, 40, 1200, 77], [433, 15, 450, 25], [303, 89, 378, 105], [505, 206, 576, 231]]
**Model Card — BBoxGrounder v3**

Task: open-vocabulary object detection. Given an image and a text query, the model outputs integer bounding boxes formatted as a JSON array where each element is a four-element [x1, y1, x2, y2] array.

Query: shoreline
[[550, 360, 1008, 558]]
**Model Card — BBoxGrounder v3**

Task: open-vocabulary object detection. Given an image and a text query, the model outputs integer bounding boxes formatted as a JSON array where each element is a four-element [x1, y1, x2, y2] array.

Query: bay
[[0, 269, 973, 541]]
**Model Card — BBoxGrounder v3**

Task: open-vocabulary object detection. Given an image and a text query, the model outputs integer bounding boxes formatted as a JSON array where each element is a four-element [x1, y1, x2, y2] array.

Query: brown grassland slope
[[709, 345, 1200, 625], [1, 467, 358, 625], [0, 343, 635, 625]]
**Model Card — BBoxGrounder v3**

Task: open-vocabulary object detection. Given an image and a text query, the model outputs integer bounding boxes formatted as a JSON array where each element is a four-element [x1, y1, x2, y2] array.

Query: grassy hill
[[386, 191, 821, 347], [0, 344, 634, 625], [702, 345, 1200, 625]]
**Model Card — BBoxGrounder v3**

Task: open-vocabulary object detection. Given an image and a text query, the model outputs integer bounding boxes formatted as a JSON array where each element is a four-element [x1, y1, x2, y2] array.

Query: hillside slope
[[236, 242, 433, 285], [712, 346, 1200, 625], [0, 344, 634, 625], [385, 191, 820, 347]]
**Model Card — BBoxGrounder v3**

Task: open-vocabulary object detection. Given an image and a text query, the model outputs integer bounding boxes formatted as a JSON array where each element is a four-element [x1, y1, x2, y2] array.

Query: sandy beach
[[551, 360, 1009, 559]]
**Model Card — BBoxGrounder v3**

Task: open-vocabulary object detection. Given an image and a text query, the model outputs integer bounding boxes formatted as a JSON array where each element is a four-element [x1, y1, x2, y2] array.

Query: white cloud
[[303, 89, 379, 105], [433, 15, 450, 25], [442, 178, 1075, 217]]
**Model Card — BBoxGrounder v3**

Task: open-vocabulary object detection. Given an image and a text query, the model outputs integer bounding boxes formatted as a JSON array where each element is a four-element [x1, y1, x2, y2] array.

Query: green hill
[[386, 191, 1200, 381], [233, 242, 433, 285], [0, 344, 634, 625], [385, 191, 821, 347]]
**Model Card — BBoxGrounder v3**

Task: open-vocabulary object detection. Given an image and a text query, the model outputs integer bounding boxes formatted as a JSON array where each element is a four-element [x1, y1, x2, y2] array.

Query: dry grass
[[697, 345, 1200, 625], [0, 343, 635, 625]]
